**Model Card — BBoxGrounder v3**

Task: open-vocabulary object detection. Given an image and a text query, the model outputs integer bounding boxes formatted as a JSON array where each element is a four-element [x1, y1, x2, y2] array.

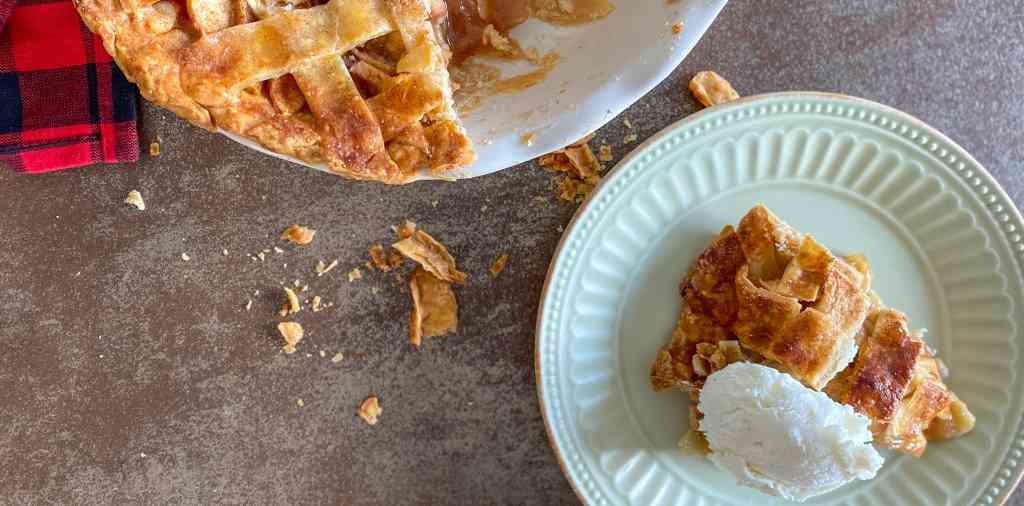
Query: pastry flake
[[409, 267, 458, 346], [281, 225, 316, 245], [124, 190, 146, 210], [489, 254, 509, 278], [358, 396, 382, 425], [278, 321, 304, 354], [393, 230, 467, 284], [283, 287, 301, 314], [369, 244, 403, 271], [689, 70, 739, 108]]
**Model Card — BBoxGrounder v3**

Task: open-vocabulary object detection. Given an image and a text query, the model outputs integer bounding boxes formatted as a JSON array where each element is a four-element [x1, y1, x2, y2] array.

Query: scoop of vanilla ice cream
[[698, 362, 883, 502]]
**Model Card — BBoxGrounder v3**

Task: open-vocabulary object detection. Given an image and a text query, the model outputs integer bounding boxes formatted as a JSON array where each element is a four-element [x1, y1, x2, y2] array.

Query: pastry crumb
[[598, 144, 613, 162], [281, 225, 316, 245], [278, 321, 304, 354], [483, 24, 517, 54], [521, 132, 537, 146], [331, 352, 344, 363], [369, 244, 401, 271], [393, 230, 467, 284], [396, 220, 417, 240], [348, 267, 363, 282], [296, 398, 304, 407], [283, 287, 301, 314], [318, 350, 326, 358], [316, 259, 339, 277], [180, 252, 191, 261], [409, 267, 459, 347], [357, 396, 382, 425], [671, 22, 684, 34], [312, 295, 323, 312], [689, 70, 739, 108], [149, 142, 160, 157], [539, 135, 604, 203], [124, 190, 146, 210], [623, 133, 638, 144], [490, 254, 509, 278], [623, 118, 633, 129], [245, 299, 252, 311]]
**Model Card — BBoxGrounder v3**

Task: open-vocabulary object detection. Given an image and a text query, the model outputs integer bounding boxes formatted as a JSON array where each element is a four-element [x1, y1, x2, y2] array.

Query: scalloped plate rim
[[535, 91, 1024, 506]]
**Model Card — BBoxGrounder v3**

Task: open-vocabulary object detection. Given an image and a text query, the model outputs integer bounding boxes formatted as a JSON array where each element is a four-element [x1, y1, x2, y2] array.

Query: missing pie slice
[[651, 204, 975, 456]]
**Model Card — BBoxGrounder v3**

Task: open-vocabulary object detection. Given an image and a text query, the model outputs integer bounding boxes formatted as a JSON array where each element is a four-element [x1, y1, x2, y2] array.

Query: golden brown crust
[[736, 204, 802, 281], [829, 309, 920, 421], [74, 0, 474, 183]]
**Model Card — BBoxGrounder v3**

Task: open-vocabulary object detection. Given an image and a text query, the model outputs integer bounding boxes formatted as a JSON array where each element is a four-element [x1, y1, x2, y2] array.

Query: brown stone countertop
[[1, 1, 1022, 504]]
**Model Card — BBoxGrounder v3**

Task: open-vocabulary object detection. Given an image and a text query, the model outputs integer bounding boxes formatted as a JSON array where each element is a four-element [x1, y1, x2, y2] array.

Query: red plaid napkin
[[0, 0, 138, 173]]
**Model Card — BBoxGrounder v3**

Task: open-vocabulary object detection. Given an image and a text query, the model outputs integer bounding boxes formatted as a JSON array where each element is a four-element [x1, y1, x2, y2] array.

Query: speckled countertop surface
[[2, 1, 1022, 504]]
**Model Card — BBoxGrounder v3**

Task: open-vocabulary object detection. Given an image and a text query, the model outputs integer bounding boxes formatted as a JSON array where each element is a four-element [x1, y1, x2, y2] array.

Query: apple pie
[[75, 0, 474, 183], [651, 204, 975, 456]]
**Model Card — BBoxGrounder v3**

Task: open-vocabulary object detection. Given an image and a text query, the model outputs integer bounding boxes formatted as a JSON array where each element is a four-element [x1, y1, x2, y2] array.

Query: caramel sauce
[[442, 0, 611, 110]]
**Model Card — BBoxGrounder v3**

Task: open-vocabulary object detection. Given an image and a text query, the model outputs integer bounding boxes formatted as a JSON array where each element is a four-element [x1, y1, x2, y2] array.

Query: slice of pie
[[75, 0, 475, 183], [651, 204, 975, 456]]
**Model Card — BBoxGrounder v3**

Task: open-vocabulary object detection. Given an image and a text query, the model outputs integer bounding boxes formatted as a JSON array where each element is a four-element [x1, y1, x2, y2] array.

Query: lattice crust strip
[[180, 0, 395, 107], [77, 0, 475, 183]]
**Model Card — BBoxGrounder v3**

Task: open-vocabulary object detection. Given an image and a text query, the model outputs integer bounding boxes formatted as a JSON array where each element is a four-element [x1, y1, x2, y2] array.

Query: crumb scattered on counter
[[180, 252, 191, 261], [521, 132, 537, 146], [369, 244, 402, 272], [598, 144, 613, 162], [623, 133, 638, 144], [348, 267, 363, 282], [124, 190, 145, 210], [396, 220, 417, 240], [539, 135, 605, 203], [283, 287, 301, 314], [245, 299, 252, 311], [358, 396, 382, 425], [316, 259, 339, 277], [672, 22, 684, 34], [312, 295, 323, 312], [490, 254, 509, 278], [149, 142, 160, 157], [281, 225, 316, 245], [409, 267, 459, 347], [296, 399, 304, 408], [393, 230, 468, 284], [331, 352, 344, 363], [278, 322, 304, 354], [689, 70, 739, 108]]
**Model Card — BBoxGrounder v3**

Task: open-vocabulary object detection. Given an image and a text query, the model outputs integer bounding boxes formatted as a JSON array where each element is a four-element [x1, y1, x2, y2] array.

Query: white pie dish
[[222, 0, 730, 180]]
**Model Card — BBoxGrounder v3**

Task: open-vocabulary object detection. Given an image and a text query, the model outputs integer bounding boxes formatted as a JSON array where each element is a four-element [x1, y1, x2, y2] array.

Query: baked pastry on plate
[[75, 0, 474, 183], [650, 204, 975, 456]]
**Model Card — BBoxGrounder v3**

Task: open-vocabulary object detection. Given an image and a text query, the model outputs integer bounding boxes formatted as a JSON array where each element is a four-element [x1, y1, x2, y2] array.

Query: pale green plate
[[536, 92, 1024, 505]]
